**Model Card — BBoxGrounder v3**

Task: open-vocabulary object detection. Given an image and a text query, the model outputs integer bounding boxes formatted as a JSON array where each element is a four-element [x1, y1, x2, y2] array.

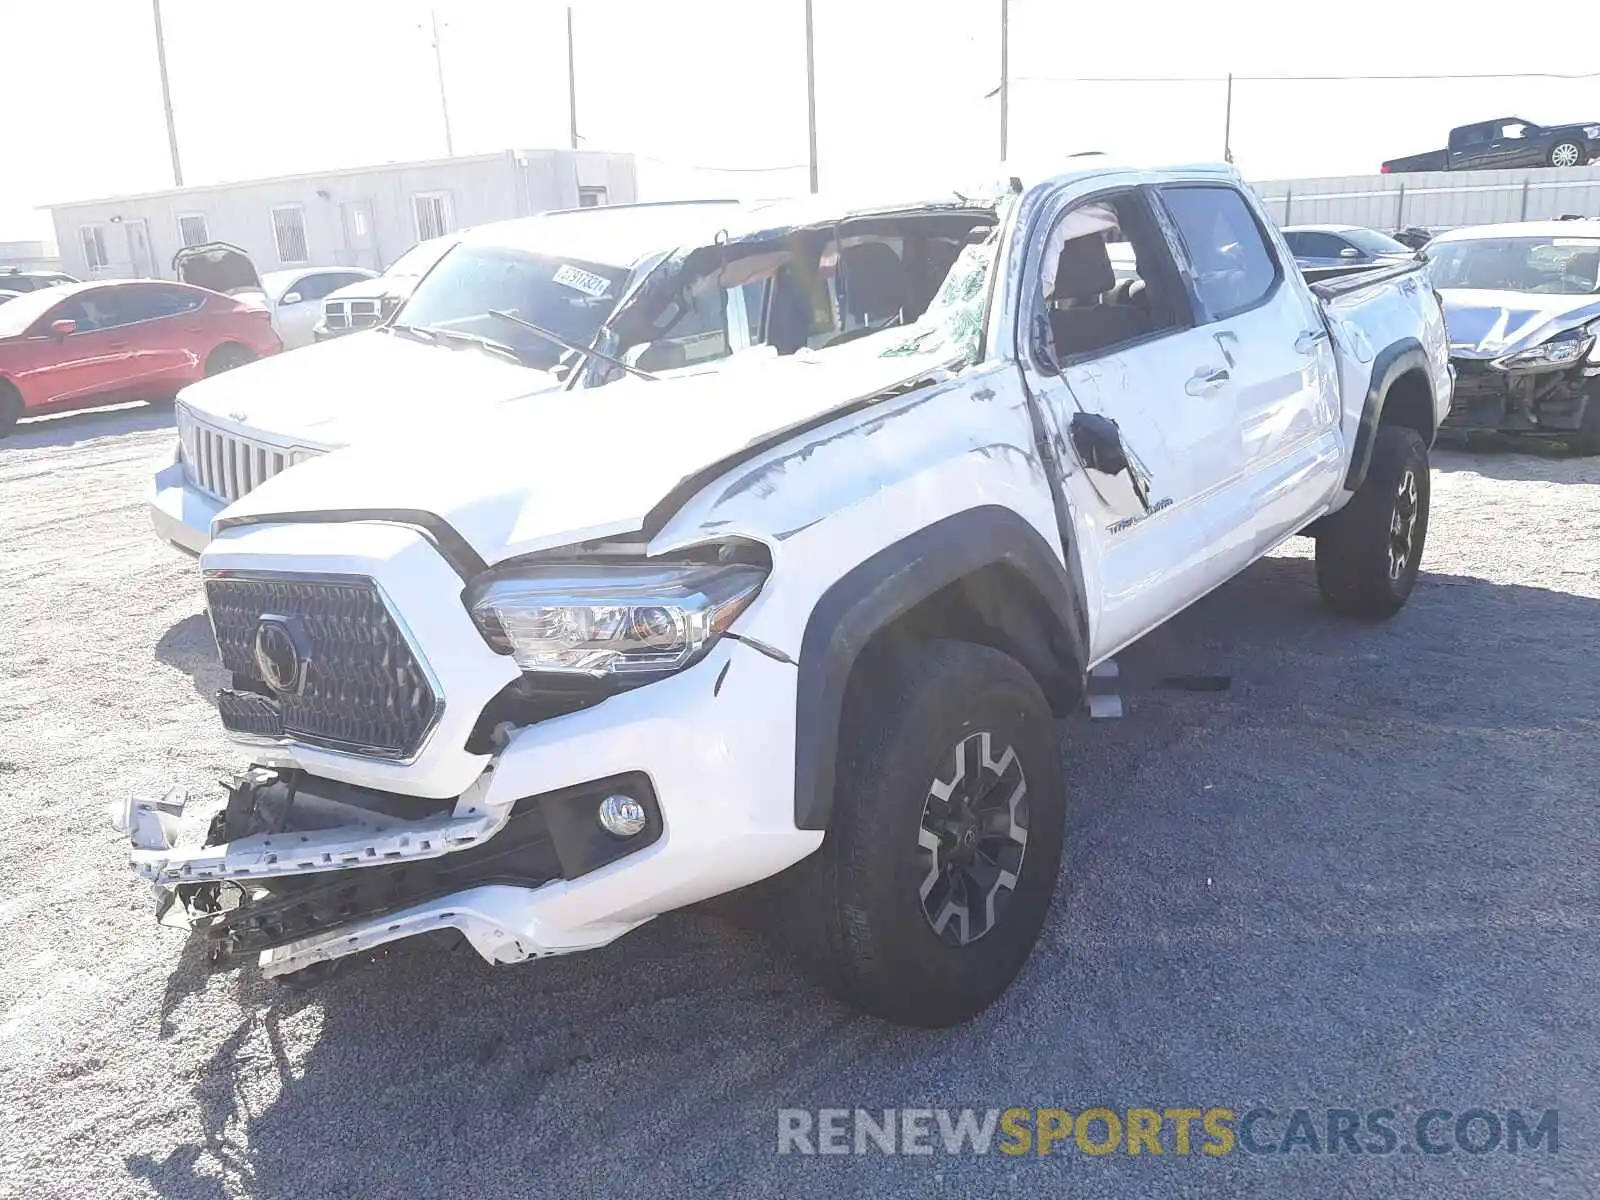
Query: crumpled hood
[[214, 346, 951, 563], [176, 330, 558, 451], [1440, 288, 1600, 359]]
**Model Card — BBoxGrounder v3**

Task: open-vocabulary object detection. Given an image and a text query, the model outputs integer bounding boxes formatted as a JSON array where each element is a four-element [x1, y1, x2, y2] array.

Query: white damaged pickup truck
[[116, 163, 1451, 1026]]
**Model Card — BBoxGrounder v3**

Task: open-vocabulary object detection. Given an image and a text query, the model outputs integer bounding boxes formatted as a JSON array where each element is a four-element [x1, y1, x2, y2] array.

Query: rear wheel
[[205, 343, 257, 377], [0, 381, 21, 438], [1316, 425, 1430, 619], [775, 640, 1066, 1027], [1548, 140, 1584, 168]]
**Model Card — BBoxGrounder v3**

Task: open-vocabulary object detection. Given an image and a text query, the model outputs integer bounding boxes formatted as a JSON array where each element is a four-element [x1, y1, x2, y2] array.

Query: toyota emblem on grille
[[253, 615, 309, 695]]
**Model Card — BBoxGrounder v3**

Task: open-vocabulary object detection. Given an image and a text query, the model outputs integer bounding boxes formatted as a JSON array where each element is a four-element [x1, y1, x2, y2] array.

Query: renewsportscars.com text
[[776, 1106, 1559, 1157]]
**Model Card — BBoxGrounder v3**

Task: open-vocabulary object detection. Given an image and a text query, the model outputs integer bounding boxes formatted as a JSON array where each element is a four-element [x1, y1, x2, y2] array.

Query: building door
[[124, 218, 155, 277], [339, 200, 379, 269]]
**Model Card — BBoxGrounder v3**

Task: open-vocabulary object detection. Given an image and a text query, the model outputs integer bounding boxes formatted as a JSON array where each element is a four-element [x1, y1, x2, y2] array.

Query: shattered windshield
[[602, 209, 999, 379], [1426, 236, 1600, 294], [393, 246, 630, 370], [877, 234, 997, 365]]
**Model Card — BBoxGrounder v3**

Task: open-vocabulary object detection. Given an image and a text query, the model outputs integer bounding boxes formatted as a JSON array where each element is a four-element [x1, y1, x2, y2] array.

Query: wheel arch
[[204, 340, 255, 375], [792, 505, 1088, 831], [1342, 338, 1434, 493]]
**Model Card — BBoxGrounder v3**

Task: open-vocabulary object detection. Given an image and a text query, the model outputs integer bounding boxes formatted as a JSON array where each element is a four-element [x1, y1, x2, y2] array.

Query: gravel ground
[[2, 405, 1599, 1200]]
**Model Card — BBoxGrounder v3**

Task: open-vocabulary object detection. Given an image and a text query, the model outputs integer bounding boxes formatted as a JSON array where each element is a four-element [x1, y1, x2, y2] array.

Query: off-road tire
[[1548, 140, 1585, 168], [1573, 391, 1600, 456], [775, 640, 1065, 1027], [1316, 425, 1430, 619], [0, 381, 20, 438], [205, 343, 257, 377]]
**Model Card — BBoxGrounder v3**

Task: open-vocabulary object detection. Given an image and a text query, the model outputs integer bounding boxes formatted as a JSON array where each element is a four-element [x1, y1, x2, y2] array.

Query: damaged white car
[[1425, 220, 1600, 451], [117, 163, 1451, 1026], [151, 202, 740, 554]]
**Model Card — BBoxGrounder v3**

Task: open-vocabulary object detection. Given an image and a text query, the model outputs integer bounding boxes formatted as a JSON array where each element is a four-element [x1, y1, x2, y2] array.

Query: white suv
[[118, 163, 1451, 1026], [150, 202, 741, 554]]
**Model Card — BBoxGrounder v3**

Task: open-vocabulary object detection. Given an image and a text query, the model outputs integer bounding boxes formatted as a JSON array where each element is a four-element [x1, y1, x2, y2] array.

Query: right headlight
[[466, 556, 766, 682], [1491, 330, 1595, 370]]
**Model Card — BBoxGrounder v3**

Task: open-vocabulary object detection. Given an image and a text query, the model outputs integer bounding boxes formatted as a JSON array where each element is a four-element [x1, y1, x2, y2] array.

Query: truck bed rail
[[1304, 258, 1429, 300]]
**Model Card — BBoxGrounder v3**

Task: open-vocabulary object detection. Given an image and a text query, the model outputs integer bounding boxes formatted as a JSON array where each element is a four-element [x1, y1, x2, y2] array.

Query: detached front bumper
[[1442, 357, 1600, 438], [116, 638, 817, 979], [150, 458, 223, 555]]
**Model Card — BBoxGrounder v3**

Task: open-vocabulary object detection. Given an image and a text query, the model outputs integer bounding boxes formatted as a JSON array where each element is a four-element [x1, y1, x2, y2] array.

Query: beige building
[[44, 148, 637, 281]]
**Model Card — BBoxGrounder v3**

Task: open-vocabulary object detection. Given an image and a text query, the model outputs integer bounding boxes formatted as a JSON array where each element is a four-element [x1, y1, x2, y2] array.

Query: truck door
[[1448, 122, 1493, 169], [1156, 182, 1343, 558], [1012, 181, 1245, 661], [1489, 119, 1537, 168]]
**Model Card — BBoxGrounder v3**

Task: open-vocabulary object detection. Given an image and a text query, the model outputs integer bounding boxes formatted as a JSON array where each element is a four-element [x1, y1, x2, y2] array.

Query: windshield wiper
[[416, 326, 527, 367], [487, 310, 659, 382], [383, 322, 436, 343]]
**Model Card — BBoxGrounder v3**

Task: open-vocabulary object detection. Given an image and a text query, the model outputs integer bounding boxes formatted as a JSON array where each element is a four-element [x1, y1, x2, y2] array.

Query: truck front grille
[[176, 404, 317, 504], [205, 573, 441, 759], [322, 298, 383, 331]]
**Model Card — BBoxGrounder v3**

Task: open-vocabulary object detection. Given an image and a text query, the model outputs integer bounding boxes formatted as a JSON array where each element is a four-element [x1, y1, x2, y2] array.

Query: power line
[[1005, 68, 1600, 85], [617, 150, 808, 174]]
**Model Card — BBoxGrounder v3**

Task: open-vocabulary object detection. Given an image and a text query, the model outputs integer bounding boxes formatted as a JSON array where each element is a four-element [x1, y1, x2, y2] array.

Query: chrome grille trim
[[321, 298, 384, 332], [204, 570, 445, 762], [176, 403, 319, 504]]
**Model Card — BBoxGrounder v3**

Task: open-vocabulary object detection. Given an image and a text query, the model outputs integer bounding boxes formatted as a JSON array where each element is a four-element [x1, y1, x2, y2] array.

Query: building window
[[578, 186, 609, 208], [271, 204, 309, 264], [176, 213, 209, 247], [413, 192, 455, 241], [80, 225, 108, 270]]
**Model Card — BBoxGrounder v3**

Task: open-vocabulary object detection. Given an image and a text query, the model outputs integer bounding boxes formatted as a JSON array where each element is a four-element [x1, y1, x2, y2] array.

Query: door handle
[[1294, 329, 1329, 354], [1185, 367, 1230, 396]]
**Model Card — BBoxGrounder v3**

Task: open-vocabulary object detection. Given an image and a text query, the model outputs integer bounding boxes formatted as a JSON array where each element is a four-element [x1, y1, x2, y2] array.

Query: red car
[[0, 279, 281, 436]]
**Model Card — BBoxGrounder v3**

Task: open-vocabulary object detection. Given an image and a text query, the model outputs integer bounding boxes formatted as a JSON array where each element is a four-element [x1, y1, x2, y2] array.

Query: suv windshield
[[1426, 236, 1600, 294], [391, 246, 629, 371]]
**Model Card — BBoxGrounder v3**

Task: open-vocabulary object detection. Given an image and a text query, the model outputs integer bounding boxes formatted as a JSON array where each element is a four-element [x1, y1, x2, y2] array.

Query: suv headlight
[[1492, 330, 1595, 370], [1584, 125, 1600, 140], [466, 557, 766, 681]]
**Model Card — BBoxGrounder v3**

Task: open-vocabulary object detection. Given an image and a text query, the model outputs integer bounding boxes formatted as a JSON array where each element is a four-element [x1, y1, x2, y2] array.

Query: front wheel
[[776, 640, 1066, 1027], [0, 381, 20, 438], [1548, 140, 1584, 168], [1573, 391, 1600, 456], [205, 343, 257, 377], [1316, 426, 1430, 619]]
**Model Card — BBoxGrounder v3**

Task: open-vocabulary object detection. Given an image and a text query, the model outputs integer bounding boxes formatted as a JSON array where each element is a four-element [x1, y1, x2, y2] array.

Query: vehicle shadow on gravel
[[154, 613, 228, 705], [5, 402, 173, 451], [125, 552, 1600, 1199]]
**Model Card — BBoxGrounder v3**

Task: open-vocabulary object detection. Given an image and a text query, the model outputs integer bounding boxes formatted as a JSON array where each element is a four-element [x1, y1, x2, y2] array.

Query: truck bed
[[1302, 257, 1429, 295]]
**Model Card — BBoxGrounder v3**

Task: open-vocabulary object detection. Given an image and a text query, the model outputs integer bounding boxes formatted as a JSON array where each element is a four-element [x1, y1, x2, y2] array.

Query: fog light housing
[[597, 794, 649, 838]]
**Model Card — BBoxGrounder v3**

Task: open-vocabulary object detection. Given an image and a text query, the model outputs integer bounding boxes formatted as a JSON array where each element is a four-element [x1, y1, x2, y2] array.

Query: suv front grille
[[205, 573, 441, 759], [322, 298, 384, 331], [177, 405, 317, 504]]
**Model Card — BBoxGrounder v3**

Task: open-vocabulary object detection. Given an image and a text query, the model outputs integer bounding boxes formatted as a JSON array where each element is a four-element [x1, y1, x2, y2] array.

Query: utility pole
[[567, 6, 579, 149], [430, 7, 455, 156], [804, 0, 819, 193], [1223, 72, 1234, 164], [151, 0, 183, 187], [999, 0, 1010, 162]]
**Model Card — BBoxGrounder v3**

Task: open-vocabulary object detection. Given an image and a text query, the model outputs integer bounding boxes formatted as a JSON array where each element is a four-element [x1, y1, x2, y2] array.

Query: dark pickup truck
[[1383, 117, 1600, 173]]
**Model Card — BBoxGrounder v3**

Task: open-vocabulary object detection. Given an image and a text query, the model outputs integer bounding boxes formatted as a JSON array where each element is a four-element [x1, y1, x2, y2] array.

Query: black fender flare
[[791, 505, 1088, 831], [1342, 338, 1432, 492]]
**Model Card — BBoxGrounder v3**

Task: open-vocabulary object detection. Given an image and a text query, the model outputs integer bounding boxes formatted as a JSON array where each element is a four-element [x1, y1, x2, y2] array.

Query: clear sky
[[4, 0, 1599, 243]]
